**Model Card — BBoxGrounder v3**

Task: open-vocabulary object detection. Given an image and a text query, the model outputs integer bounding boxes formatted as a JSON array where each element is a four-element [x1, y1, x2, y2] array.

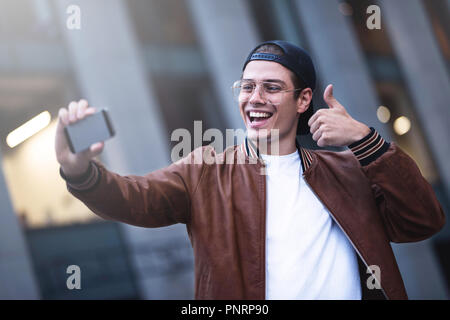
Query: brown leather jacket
[[61, 130, 445, 300]]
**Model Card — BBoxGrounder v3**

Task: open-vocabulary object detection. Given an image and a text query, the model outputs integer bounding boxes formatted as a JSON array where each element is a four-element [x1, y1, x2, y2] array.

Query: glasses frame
[[231, 80, 304, 105]]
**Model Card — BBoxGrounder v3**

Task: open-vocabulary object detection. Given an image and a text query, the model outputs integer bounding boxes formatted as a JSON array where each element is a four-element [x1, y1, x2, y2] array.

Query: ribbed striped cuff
[[59, 161, 101, 192], [348, 127, 390, 166]]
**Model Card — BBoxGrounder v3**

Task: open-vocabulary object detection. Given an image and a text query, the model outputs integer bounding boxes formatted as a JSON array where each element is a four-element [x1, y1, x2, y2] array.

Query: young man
[[55, 40, 445, 300]]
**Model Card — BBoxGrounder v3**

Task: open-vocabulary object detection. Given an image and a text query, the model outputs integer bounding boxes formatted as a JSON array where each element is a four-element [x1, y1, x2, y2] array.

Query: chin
[[246, 127, 277, 143]]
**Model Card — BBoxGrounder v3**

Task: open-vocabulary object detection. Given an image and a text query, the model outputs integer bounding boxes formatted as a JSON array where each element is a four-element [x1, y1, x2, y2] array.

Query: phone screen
[[64, 109, 115, 154]]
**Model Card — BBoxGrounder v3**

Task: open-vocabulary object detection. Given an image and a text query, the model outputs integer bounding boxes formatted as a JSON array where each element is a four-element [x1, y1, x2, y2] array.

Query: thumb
[[323, 84, 341, 109], [88, 141, 104, 158]]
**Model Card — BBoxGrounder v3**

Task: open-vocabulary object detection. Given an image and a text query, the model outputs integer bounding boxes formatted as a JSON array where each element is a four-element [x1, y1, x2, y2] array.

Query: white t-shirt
[[261, 150, 361, 300]]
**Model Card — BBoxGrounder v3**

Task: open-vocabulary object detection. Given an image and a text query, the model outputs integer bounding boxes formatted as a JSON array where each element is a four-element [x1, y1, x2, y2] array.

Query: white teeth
[[249, 111, 271, 118]]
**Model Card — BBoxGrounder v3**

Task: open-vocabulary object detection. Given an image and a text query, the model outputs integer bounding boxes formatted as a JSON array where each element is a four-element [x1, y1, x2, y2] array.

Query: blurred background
[[0, 0, 449, 299]]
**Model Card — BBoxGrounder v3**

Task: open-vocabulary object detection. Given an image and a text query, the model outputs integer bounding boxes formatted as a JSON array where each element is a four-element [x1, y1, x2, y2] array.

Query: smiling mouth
[[247, 111, 274, 123]]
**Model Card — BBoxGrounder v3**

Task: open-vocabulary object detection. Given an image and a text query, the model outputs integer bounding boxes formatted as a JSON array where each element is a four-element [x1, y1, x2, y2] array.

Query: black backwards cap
[[243, 40, 316, 135]]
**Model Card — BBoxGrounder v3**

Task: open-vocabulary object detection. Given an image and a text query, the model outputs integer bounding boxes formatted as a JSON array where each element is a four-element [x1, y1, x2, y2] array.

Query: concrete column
[[381, 0, 450, 200], [293, 0, 392, 140], [186, 0, 260, 137], [0, 148, 40, 299], [54, 0, 193, 299]]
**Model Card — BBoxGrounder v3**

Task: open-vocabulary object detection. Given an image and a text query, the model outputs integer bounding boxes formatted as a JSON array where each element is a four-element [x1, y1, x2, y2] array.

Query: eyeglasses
[[231, 80, 303, 105]]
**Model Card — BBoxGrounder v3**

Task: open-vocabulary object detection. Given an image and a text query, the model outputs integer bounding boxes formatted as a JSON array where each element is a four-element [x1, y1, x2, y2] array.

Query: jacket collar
[[241, 137, 314, 172]]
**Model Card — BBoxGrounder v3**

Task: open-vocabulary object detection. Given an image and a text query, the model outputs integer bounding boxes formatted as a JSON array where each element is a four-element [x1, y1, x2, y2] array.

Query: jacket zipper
[[303, 177, 389, 300]]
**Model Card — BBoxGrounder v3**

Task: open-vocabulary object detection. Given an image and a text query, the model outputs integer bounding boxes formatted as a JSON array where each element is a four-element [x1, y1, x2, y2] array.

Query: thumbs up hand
[[308, 84, 371, 147]]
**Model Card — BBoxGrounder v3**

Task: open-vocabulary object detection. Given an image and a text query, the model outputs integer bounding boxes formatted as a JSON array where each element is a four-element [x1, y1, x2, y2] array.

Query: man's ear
[[296, 88, 313, 114]]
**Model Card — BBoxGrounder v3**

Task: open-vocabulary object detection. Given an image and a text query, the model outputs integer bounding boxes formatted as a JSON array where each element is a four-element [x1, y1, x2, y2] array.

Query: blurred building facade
[[0, 0, 449, 299]]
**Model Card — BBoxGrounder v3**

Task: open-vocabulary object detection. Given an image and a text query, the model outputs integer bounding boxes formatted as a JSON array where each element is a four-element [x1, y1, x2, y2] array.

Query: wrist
[[61, 161, 91, 181], [60, 160, 101, 192], [348, 127, 390, 166], [348, 123, 371, 145]]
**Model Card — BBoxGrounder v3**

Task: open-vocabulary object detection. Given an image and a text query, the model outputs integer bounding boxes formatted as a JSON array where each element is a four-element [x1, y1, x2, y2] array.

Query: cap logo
[[250, 53, 281, 61]]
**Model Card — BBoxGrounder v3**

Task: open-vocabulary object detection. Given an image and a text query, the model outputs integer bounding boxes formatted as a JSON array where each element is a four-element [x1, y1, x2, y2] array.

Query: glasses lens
[[232, 80, 254, 103], [263, 82, 283, 105], [231, 81, 285, 105], [232, 81, 244, 102]]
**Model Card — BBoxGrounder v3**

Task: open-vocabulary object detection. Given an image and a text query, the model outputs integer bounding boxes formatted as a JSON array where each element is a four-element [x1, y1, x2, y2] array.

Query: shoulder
[[310, 147, 361, 169]]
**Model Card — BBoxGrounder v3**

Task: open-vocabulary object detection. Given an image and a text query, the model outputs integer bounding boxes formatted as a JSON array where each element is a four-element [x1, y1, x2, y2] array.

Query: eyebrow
[[242, 78, 287, 85]]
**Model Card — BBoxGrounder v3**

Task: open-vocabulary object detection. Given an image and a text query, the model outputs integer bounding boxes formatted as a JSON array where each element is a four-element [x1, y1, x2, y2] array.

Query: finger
[[312, 126, 323, 142], [77, 99, 89, 119], [317, 134, 329, 147], [84, 107, 97, 117], [68, 101, 78, 123], [314, 127, 330, 147], [309, 118, 322, 135], [58, 108, 69, 127], [80, 108, 97, 122], [308, 110, 321, 127], [308, 109, 327, 128]]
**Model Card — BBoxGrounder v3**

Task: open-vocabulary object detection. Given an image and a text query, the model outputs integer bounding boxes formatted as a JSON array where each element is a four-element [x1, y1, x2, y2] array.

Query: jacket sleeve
[[59, 147, 206, 228], [348, 128, 446, 243]]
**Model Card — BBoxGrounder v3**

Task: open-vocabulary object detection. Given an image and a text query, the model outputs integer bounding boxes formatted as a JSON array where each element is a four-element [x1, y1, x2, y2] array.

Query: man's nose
[[248, 86, 265, 105]]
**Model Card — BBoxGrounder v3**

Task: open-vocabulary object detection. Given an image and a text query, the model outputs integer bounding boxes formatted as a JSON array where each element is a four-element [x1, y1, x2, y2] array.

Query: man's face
[[239, 61, 301, 143]]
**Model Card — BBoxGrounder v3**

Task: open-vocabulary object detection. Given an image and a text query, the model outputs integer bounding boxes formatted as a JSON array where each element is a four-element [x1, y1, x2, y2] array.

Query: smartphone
[[64, 108, 115, 154]]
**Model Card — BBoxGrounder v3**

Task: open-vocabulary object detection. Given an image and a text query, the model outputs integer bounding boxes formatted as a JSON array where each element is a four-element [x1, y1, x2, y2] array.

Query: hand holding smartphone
[[55, 100, 115, 179]]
